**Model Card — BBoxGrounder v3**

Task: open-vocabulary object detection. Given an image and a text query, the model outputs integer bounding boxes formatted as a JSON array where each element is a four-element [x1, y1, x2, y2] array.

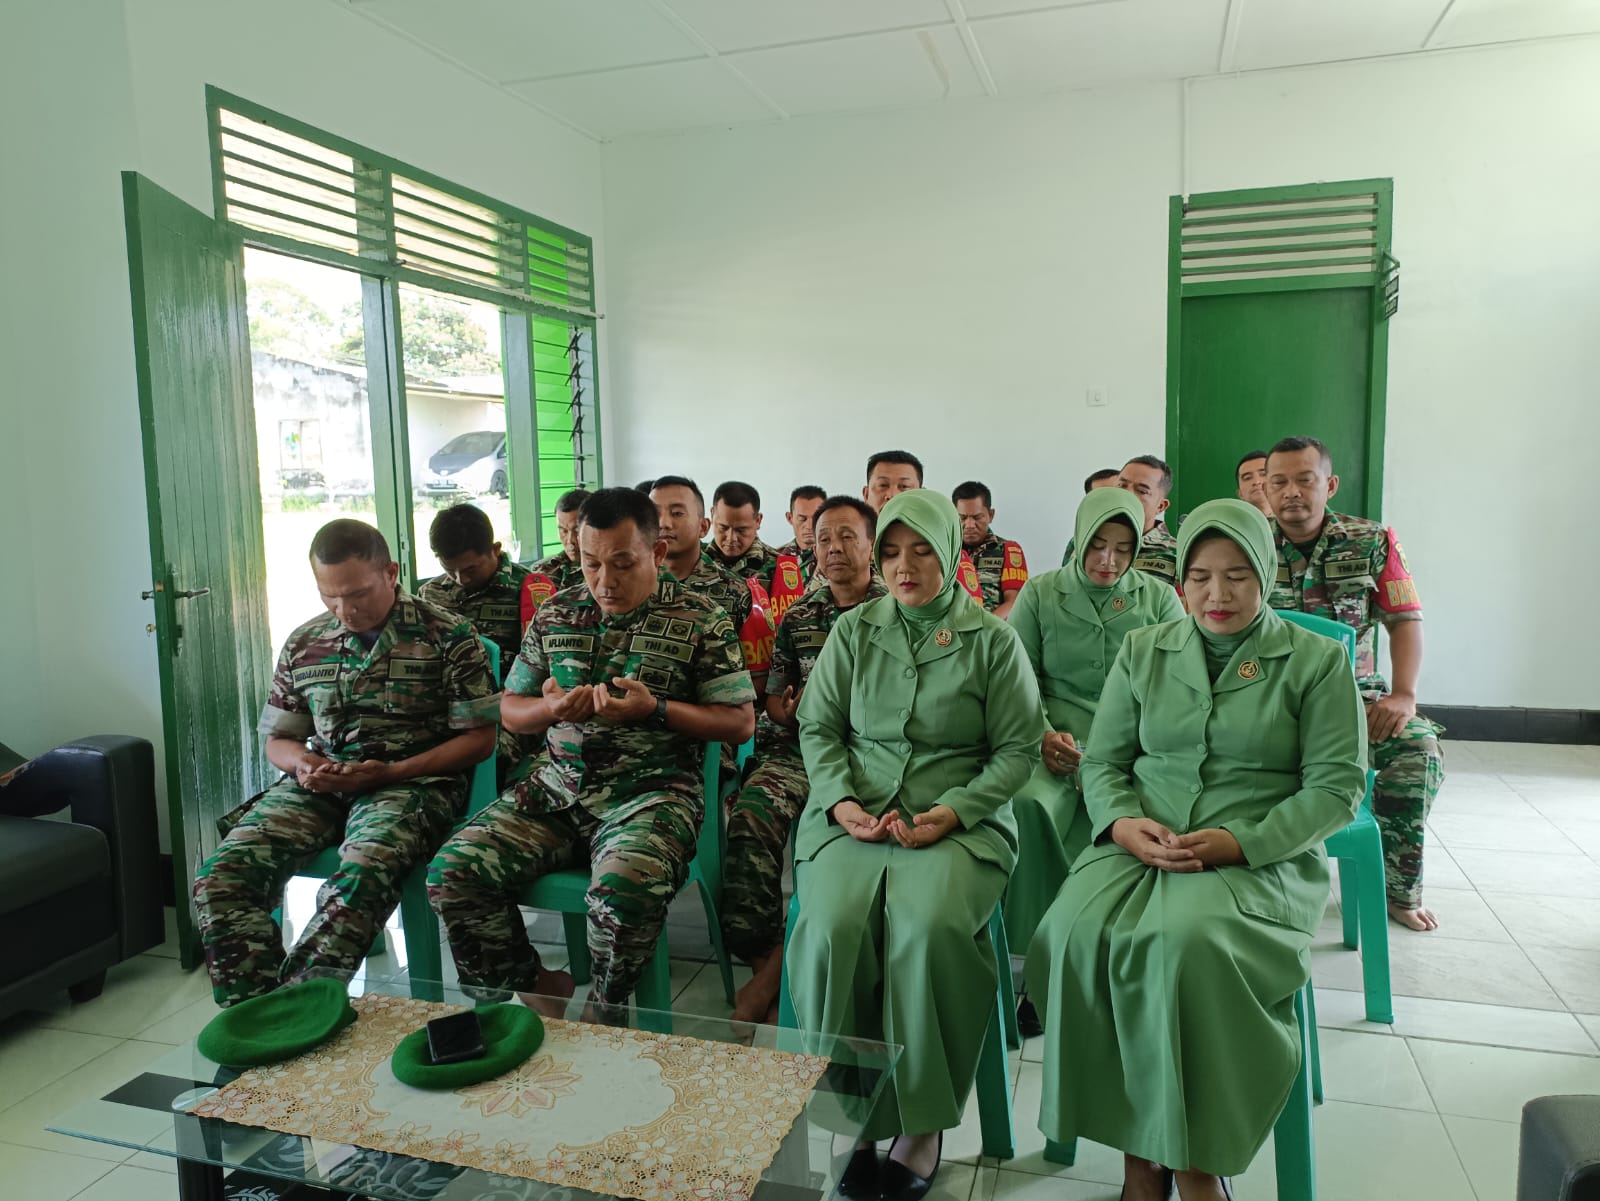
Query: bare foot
[[519, 967, 575, 1018], [1389, 902, 1439, 932], [731, 948, 784, 1024], [764, 999, 780, 1025]]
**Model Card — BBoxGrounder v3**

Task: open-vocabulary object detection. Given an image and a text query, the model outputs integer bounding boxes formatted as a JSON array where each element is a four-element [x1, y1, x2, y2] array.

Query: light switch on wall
[[1086, 387, 1108, 407]]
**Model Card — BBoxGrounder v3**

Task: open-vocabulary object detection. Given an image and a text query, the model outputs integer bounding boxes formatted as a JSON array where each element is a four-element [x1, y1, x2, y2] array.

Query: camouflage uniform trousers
[[1368, 705, 1445, 909], [193, 777, 461, 1007], [426, 791, 700, 1020], [721, 741, 808, 963]]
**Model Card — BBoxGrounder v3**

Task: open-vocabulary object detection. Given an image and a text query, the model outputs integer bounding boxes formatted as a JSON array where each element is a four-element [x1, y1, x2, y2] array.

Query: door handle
[[174, 587, 211, 600]]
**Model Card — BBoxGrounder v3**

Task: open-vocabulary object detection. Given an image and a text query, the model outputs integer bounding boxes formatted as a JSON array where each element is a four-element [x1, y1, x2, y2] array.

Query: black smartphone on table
[[425, 1011, 486, 1065]]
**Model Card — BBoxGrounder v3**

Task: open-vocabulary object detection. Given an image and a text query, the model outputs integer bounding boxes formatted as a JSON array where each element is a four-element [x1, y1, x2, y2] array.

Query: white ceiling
[[340, 0, 1600, 140]]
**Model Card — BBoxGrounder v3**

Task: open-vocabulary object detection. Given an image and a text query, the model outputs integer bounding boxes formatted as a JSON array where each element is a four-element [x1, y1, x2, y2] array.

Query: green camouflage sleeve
[[503, 610, 551, 697], [694, 609, 758, 706], [767, 612, 800, 697], [258, 637, 313, 739], [443, 627, 499, 728]]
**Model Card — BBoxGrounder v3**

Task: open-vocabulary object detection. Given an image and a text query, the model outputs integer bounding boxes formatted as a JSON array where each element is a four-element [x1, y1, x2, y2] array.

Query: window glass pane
[[244, 249, 375, 652], [399, 285, 510, 583]]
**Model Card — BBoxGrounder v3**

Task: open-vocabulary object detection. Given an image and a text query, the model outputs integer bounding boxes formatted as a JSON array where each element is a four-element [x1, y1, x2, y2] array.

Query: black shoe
[[881, 1133, 941, 1201], [1220, 1178, 1234, 1201], [836, 1145, 881, 1199], [1016, 996, 1043, 1040], [1118, 1167, 1174, 1201]]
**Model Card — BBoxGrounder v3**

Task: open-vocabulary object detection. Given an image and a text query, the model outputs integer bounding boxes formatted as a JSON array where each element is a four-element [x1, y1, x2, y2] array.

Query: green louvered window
[[209, 93, 594, 319]]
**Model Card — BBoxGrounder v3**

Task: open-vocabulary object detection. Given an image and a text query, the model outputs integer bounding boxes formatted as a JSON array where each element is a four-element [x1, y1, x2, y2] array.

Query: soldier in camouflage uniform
[[419, 503, 533, 786], [521, 487, 590, 615], [1265, 436, 1445, 931], [703, 480, 781, 595], [1059, 456, 1181, 592], [725, 495, 888, 1023], [652, 475, 774, 684], [774, 484, 826, 578], [195, 520, 496, 1006], [427, 489, 757, 1021], [952, 481, 1029, 618]]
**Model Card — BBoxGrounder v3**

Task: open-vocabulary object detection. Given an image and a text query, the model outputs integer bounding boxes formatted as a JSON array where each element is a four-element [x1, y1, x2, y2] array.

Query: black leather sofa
[[0, 736, 165, 1022]]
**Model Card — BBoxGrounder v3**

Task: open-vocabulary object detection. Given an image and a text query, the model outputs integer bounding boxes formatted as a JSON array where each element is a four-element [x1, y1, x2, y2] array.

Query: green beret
[[197, 977, 357, 1067], [390, 1004, 545, 1089]]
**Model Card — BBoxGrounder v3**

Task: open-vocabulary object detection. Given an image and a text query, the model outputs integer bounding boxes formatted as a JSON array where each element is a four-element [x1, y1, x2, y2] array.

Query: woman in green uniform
[[1003, 487, 1185, 958], [789, 489, 1043, 1201], [1025, 499, 1365, 1201]]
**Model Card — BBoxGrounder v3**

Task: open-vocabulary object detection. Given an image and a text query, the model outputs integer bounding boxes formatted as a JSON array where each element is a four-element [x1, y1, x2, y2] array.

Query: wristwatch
[[652, 696, 669, 727]]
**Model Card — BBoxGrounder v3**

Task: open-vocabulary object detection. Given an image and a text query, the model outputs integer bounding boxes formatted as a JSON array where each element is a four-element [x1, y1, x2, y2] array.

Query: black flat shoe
[[836, 1145, 881, 1199], [1118, 1167, 1174, 1201], [1221, 1178, 1234, 1201], [881, 1133, 942, 1201], [1016, 996, 1043, 1039]]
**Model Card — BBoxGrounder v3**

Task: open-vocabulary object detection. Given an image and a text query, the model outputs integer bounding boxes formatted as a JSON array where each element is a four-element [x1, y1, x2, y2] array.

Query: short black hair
[[578, 487, 661, 545], [1267, 435, 1333, 472], [1235, 450, 1268, 475], [813, 495, 878, 540], [865, 450, 924, 485], [1084, 468, 1120, 493], [1122, 454, 1173, 497], [310, 518, 391, 566], [634, 478, 655, 493], [951, 481, 992, 509], [555, 487, 592, 514], [649, 474, 704, 513], [428, 504, 495, 560], [712, 480, 761, 513], [789, 485, 826, 509]]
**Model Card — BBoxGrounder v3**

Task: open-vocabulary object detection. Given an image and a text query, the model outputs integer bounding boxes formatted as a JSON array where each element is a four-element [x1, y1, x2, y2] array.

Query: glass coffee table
[[46, 972, 901, 1201]]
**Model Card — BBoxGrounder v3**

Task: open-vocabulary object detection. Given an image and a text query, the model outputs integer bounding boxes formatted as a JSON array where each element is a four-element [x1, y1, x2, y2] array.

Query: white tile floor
[[1, 739, 1597, 1200]]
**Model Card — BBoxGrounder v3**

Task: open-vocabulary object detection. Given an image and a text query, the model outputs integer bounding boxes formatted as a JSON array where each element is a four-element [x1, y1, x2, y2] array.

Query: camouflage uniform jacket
[[703, 539, 780, 596], [522, 551, 585, 614], [964, 531, 1029, 612], [1268, 510, 1424, 699], [764, 578, 889, 747], [418, 553, 531, 670], [259, 591, 498, 792], [506, 571, 757, 821], [679, 556, 774, 674]]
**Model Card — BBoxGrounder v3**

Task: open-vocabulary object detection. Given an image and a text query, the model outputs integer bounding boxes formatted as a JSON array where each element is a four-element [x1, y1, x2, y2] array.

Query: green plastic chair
[[281, 638, 501, 1003], [1043, 982, 1319, 1197], [777, 890, 1018, 1159], [1274, 608, 1394, 1024], [519, 737, 747, 1029]]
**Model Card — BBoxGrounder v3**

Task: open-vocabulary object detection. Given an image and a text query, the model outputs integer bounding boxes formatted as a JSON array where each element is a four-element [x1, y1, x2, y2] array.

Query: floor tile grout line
[[0, 1138, 125, 1201], [1437, 1113, 1492, 1201]]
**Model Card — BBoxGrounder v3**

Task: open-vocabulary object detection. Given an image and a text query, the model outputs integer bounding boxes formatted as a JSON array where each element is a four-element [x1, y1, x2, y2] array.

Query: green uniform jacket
[[795, 592, 1044, 872], [1079, 610, 1367, 933]]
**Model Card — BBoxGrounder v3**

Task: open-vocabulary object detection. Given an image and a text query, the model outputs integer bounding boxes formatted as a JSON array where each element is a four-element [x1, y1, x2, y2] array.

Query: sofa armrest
[[0, 736, 164, 959], [1520, 1095, 1600, 1201]]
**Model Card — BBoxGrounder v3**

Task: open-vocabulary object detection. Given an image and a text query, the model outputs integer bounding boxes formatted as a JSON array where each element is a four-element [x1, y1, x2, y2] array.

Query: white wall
[[601, 38, 1600, 710], [0, 0, 605, 843]]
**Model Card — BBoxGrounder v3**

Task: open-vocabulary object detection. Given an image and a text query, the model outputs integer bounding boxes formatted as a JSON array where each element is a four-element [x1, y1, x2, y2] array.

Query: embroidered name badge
[[291, 663, 340, 688], [1134, 556, 1173, 578], [389, 657, 442, 681], [479, 603, 520, 623], [1323, 558, 1372, 581], [543, 634, 596, 653], [629, 634, 693, 663], [1238, 661, 1261, 681], [790, 630, 830, 651]]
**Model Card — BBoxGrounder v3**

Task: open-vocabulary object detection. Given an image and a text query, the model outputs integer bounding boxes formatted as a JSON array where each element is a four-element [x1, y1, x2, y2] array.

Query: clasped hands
[[1110, 817, 1245, 872], [542, 675, 658, 724], [832, 799, 958, 849], [294, 755, 394, 794]]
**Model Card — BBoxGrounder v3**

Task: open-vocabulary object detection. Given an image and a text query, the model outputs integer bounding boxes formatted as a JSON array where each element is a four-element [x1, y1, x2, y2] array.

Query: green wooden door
[[122, 173, 273, 967], [1165, 179, 1395, 521]]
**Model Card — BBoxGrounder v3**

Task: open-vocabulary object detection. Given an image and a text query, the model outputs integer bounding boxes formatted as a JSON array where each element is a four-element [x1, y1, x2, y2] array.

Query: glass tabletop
[[46, 970, 902, 1201]]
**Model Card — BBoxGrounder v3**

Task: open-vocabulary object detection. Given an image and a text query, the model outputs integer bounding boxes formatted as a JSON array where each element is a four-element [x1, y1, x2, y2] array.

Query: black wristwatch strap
[[653, 696, 669, 726]]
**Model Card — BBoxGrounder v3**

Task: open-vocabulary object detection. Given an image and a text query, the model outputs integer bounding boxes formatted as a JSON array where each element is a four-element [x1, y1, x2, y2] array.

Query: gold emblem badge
[[1112, 596, 1127, 612], [1238, 660, 1261, 680], [935, 628, 953, 647]]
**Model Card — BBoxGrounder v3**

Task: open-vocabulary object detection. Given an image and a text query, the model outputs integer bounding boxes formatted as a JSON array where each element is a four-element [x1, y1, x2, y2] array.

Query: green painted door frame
[[1164, 178, 1395, 520]]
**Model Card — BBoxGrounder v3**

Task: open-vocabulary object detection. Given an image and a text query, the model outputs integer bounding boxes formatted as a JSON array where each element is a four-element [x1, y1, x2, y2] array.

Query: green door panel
[[123, 173, 273, 967], [1174, 286, 1374, 520]]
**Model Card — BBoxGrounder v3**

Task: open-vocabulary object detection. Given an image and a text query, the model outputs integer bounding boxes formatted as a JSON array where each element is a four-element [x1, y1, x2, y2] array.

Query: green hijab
[[1177, 499, 1276, 680], [875, 489, 964, 639], [1072, 487, 1146, 598]]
